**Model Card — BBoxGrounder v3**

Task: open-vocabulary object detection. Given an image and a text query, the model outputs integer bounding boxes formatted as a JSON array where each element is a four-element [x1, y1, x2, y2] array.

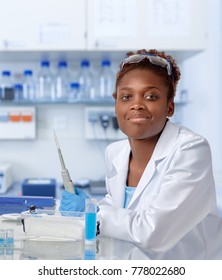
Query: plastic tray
[[21, 209, 85, 241]]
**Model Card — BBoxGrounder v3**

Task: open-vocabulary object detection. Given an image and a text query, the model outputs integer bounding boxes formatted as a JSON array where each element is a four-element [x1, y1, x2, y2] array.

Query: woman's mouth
[[127, 114, 151, 123]]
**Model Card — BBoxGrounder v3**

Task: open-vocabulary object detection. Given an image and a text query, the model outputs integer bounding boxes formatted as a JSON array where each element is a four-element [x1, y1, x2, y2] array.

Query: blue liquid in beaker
[[0, 238, 4, 247], [85, 212, 96, 242]]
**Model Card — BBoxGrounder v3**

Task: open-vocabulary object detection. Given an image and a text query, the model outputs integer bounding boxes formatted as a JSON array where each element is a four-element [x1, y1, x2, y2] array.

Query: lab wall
[[0, 104, 110, 184], [182, 0, 222, 187]]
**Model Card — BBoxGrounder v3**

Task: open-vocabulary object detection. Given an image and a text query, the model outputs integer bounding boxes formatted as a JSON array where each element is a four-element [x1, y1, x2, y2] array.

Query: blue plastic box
[[22, 178, 56, 197], [0, 195, 55, 214]]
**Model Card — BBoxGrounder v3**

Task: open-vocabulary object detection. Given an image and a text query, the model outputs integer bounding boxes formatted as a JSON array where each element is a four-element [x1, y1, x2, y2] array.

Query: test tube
[[0, 229, 5, 247], [5, 229, 14, 247], [85, 198, 97, 245]]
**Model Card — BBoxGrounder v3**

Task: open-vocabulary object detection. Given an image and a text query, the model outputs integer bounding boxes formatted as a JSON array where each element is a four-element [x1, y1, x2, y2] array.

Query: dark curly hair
[[114, 49, 181, 101]]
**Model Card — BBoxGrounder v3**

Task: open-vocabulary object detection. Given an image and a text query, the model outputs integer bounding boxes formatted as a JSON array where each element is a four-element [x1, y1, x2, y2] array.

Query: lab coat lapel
[[128, 121, 179, 207], [128, 158, 156, 207], [108, 143, 131, 207], [108, 170, 128, 207]]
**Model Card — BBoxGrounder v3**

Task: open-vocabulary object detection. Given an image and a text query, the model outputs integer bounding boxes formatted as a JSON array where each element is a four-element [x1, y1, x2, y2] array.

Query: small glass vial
[[5, 229, 14, 247], [85, 198, 97, 245], [0, 229, 5, 247]]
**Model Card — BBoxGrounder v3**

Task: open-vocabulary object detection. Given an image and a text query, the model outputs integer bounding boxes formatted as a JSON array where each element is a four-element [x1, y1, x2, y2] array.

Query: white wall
[[182, 0, 222, 187], [0, 105, 110, 184]]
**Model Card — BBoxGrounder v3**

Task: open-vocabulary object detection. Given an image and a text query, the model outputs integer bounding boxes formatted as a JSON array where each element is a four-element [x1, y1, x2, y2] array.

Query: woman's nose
[[130, 99, 146, 110]]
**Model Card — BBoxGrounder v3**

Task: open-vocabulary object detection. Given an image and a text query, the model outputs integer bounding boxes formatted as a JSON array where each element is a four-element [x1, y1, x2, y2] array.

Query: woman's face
[[115, 68, 174, 141]]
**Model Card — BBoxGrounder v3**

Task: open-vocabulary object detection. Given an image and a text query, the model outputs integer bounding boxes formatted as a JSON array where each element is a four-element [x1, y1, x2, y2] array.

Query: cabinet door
[[144, 0, 206, 51], [87, 0, 142, 50], [0, 0, 86, 50], [87, 0, 206, 51]]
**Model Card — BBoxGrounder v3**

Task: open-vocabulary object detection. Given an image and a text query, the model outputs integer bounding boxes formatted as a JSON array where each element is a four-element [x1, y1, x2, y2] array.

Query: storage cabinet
[[0, 0, 86, 51], [87, 0, 206, 52], [0, 0, 206, 53]]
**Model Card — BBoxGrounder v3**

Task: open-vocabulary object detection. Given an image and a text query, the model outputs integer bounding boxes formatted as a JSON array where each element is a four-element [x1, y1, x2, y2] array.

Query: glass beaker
[[85, 198, 97, 244]]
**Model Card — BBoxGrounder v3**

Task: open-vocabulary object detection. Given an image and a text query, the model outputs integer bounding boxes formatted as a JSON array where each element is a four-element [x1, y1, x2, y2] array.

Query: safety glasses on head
[[120, 54, 172, 76]]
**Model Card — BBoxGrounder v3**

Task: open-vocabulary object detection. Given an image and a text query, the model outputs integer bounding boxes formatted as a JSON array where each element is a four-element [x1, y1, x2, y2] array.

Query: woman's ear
[[167, 100, 174, 117], [112, 92, 117, 99]]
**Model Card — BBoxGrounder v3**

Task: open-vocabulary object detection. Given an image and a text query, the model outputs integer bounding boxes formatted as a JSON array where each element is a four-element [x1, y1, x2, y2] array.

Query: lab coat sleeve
[[97, 136, 216, 253]]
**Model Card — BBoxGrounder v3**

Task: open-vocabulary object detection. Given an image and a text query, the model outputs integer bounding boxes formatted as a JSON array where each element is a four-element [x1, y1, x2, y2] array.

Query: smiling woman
[[60, 49, 219, 254], [114, 69, 174, 144]]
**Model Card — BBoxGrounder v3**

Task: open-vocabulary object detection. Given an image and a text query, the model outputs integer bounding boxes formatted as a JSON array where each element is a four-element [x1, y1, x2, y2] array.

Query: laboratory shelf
[[0, 99, 188, 106], [0, 98, 115, 106]]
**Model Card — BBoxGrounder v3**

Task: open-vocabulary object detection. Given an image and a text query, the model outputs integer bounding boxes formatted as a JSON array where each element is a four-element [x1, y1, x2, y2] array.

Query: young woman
[[60, 49, 218, 253]]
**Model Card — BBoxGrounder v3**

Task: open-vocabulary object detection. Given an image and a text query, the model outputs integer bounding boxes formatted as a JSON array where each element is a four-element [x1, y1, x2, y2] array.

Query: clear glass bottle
[[14, 84, 23, 102], [0, 70, 14, 101], [23, 70, 36, 102], [77, 59, 94, 100], [99, 59, 115, 99], [68, 82, 80, 102], [37, 60, 55, 101], [55, 61, 70, 101]]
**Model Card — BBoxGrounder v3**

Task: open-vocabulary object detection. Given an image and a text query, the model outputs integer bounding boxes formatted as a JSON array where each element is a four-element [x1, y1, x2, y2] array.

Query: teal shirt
[[124, 186, 136, 208]]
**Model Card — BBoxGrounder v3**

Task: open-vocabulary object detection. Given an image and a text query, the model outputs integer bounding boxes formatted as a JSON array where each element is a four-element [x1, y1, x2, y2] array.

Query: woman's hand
[[59, 187, 89, 212]]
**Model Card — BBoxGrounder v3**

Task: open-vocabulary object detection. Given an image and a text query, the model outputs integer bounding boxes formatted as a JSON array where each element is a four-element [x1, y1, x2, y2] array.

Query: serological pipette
[[53, 130, 75, 194]]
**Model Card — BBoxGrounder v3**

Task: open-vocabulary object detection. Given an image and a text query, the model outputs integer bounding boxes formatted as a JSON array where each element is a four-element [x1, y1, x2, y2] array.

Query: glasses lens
[[123, 54, 146, 64], [121, 54, 171, 76], [149, 56, 171, 75]]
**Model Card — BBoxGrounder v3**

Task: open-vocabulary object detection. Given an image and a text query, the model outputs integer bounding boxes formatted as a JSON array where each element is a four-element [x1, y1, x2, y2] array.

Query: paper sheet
[[147, 0, 192, 37], [93, 0, 138, 37]]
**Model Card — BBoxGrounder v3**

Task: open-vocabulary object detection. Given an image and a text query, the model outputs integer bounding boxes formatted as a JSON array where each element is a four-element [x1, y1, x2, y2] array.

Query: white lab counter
[[0, 216, 148, 260], [1, 214, 222, 260], [1, 182, 222, 260]]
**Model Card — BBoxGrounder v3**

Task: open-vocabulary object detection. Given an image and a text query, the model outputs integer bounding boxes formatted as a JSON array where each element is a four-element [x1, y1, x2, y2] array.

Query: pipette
[[53, 130, 75, 194]]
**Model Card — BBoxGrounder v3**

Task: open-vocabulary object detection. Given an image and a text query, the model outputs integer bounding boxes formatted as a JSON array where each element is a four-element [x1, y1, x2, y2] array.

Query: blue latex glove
[[59, 187, 89, 212]]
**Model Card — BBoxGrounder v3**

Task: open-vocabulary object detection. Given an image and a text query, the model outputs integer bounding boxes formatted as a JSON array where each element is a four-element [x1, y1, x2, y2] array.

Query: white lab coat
[[97, 120, 218, 253]]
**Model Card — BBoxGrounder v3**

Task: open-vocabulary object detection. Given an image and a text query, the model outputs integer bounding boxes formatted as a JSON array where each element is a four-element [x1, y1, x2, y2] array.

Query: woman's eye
[[120, 94, 130, 100], [144, 94, 158, 100]]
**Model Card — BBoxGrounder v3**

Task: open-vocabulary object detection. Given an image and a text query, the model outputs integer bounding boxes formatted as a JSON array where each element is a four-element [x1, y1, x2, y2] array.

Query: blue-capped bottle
[[68, 82, 80, 102], [37, 60, 55, 101], [23, 70, 36, 101], [0, 70, 14, 101], [77, 59, 94, 100], [98, 59, 115, 99], [55, 61, 70, 101], [14, 84, 23, 102]]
